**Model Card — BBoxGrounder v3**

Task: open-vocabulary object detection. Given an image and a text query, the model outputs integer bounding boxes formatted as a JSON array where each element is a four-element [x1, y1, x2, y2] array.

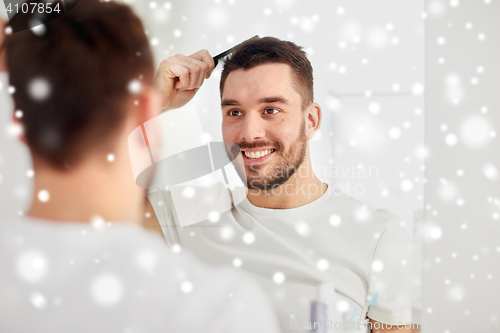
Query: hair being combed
[[219, 36, 314, 109]]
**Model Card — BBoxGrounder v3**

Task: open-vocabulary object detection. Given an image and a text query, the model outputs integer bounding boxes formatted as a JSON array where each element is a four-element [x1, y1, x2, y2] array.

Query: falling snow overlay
[[419, 0, 500, 330], [0, 0, 498, 332]]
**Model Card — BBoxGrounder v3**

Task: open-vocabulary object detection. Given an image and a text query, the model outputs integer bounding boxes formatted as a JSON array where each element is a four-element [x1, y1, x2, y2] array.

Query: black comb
[[212, 35, 259, 68]]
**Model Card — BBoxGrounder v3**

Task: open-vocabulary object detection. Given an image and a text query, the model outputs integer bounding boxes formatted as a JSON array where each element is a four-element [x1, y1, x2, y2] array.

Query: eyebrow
[[221, 96, 291, 107]]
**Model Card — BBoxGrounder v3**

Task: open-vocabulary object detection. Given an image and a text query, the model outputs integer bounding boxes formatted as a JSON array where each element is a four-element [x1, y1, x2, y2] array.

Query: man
[[146, 37, 414, 332], [0, 2, 279, 332]]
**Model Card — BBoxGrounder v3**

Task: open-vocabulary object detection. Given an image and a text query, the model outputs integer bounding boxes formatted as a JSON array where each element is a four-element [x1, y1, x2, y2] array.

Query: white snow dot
[[428, 1, 445, 16], [412, 83, 424, 95], [181, 281, 193, 293], [106, 154, 115, 162], [477, 66, 484, 74], [136, 249, 157, 273], [232, 258, 242, 267], [336, 7, 345, 15], [207, 7, 227, 27], [27, 169, 34, 178], [17, 251, 48, 283], [478, 33, 485, 40], [401, 179, 413, 192], [7, 86, 15, 94], [182, 187, 196, 198], [208, 211, 220, 222], [449, 0, 459, 7], [150, 38, 159, 46], [459, 115, 491, 148], [90, 274, 124, 306], [173, 29, 182, 38], [220, 226, 234, 240], [372, 260, 383, 272], [128, 80, 142, 94], [294, 221, 310, 236], [445, 133, 458, 146], [337, 300, 349, 313], [15, 110, 23, 119], [317, 258, 329, 271], [368, 102, 381, 115], [482, 164, 498, 181], [263, 7, 272, 15], [38, 190, 50, 202], [28, 78, 51, 102], [90, 215, 105, 231], [171, 244, 182, 253], [385, 23, 394, 31], [388, 127, 401, 139], [273, 271, 285, 284], [391, 83, 400, 92], [456, 169, 464, 177], [6, 122, 23, 138], [243, 232, 255, 244], [30, 292, 48, 309], [426, 224, 443, 239], [30, 22, 46, 36], [329, 214, 342, 227], [164, 2, 172, 9]]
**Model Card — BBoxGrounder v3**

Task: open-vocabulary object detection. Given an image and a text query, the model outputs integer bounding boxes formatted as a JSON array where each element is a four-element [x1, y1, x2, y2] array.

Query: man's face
[[221, 63, 308, 190]]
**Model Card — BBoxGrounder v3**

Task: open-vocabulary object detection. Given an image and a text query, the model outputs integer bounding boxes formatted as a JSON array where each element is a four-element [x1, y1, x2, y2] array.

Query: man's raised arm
[[155, 49, 214, 111]]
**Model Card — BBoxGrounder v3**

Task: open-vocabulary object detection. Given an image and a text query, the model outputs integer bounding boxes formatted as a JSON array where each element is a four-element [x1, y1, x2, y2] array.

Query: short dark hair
[[220, 36, 314, 109], [4, 0, 154, 169]]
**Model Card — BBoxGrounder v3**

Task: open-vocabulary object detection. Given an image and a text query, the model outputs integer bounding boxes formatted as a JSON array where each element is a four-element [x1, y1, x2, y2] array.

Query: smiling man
[[147, 37, 413, 332]]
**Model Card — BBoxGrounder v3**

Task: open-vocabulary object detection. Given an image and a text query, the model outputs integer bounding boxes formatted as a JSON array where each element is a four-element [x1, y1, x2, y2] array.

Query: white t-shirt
[[0, 216, 280, 333], [148, 183, 413, 332]]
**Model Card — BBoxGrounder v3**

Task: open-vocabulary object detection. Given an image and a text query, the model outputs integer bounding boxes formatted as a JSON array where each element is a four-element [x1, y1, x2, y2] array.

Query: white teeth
[[244, 149, 273, 159]]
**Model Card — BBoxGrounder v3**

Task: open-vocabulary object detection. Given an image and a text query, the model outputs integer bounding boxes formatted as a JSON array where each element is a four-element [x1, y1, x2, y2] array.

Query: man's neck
[[27, 156, 144, 224], [246, 159, 327, 209]]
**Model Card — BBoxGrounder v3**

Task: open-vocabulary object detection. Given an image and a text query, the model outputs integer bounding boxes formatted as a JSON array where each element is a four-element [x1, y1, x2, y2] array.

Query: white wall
[[421, 0, 500, 330]]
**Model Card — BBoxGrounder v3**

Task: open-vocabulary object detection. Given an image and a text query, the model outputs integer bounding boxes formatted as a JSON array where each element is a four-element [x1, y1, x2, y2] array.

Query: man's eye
[[229, 110, 243, 116], [264, 108, 279, 115]]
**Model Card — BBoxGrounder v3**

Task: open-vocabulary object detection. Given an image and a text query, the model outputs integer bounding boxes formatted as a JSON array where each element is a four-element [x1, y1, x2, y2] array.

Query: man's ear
[[305, 102, 321, 140], [134, 86, 161, 128], [0, 17, 7, 73]]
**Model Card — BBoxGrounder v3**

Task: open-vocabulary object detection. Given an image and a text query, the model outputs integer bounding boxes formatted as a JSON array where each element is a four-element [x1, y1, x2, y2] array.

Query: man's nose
[[239, 113, 266, 142]]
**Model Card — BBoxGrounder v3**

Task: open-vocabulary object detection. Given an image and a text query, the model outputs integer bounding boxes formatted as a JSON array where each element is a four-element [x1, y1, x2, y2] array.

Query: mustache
[[235, 141, 280, 150]]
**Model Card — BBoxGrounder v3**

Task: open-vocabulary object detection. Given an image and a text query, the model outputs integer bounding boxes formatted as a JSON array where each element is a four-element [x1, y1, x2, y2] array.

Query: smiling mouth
[[241, 149, 275, 160]]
